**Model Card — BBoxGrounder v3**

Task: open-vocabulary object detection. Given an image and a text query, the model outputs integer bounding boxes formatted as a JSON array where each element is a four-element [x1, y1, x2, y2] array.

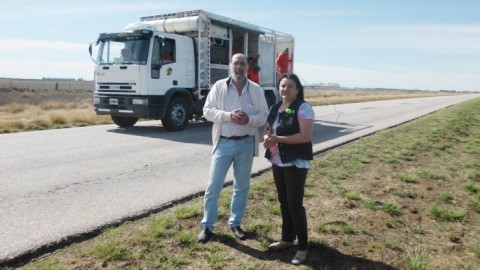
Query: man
[[198, 53, 269, 243], [276, 48, 290, 77]]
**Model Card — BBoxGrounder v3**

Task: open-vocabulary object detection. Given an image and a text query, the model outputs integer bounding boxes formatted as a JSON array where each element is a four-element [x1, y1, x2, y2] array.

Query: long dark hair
[[280, 73, 304, 100]]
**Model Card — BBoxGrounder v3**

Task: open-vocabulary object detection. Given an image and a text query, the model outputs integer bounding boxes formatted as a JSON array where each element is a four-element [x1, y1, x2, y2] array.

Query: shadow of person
[[305, 242, 398, 270], [218, 234, 398, 270]]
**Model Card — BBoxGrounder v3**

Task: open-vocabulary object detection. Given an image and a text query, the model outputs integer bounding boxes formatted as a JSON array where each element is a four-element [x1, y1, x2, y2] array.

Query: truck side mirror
[[88, 43, 96, 63]]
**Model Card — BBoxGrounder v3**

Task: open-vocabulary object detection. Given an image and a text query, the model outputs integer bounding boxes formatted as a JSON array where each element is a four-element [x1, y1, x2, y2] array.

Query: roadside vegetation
[[0, 99, 112, 133], [17, 96, 480, 269], [0, 87, 452, 134], [303, 88, 452, 105]]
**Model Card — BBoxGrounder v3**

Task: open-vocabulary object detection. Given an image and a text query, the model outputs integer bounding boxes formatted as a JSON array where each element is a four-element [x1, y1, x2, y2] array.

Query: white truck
[[88, 10, 294, 131]]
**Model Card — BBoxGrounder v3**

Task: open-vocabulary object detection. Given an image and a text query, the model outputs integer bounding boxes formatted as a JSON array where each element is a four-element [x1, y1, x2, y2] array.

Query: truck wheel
[[265, 91, 277, 108], [162, 97, 189, 131], [111, 115, 139, 128]]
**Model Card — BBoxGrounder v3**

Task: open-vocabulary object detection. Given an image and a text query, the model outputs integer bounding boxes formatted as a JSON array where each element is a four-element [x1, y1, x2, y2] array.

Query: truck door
[[152, 36, 179, 85]]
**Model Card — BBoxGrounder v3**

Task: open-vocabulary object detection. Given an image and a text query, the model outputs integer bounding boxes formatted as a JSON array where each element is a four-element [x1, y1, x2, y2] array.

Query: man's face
[[230, 54, 248, 81]]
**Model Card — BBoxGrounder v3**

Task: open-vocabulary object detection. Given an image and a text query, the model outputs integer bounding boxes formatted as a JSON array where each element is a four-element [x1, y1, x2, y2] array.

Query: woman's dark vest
[[265, 98, 313, 163]]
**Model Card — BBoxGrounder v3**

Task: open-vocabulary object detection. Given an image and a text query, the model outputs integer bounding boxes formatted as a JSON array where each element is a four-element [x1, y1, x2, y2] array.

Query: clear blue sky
[[1, 0, 479, 91]]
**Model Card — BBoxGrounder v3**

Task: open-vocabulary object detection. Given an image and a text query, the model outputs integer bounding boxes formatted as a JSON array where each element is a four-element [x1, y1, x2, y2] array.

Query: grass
[[418, 168, 442, 180], [398, 172, 417, 183], [428, 206, 466, 222], [9, 92, 480, 269], [472, 240, 480, 259], [391, 188, 416, 199], [406, 252, 429, 270], [464, 182, 480, 194], [0, 99, 112, 133], [383, 203, 402, 216], [303, 88, 453, 106], [440, 192, 453, 203]]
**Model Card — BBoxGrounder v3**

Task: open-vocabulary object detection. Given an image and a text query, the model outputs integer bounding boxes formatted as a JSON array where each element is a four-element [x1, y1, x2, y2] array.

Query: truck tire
[[162, 97, 189, 131], [111, 115, 139, 128], [265, 91, 277, 108]]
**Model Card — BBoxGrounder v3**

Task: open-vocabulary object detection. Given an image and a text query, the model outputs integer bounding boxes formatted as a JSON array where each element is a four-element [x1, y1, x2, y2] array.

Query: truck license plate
[[109, 98, 118, 105]]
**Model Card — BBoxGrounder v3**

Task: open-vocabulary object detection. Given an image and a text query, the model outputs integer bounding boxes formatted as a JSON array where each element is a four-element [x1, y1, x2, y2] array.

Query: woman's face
[[279, 78, 298, 102]]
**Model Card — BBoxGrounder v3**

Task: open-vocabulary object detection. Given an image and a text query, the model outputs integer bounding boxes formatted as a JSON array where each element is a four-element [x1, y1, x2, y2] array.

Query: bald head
[[232, 53, 247, 63]]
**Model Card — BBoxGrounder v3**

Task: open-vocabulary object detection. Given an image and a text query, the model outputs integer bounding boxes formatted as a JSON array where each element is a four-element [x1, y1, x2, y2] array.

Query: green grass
[[398, 172, 417, 183], [429, 206, 465, 222], [385, 240, 403, 252], [406, 252, 432, 270], [383, 203, 402, 216], [88, 228, 133, 263], [391, 188, 416, 199], [469, 198, 480, 213], [174, 204, 202, 219], [93, 241, 131, 262], [206, 251, 232, 269], [341, 189, 361, 200], [418, 168, 442, 180], [464, 182, 480, 195], [316, 220, 357, 235], [343, 224, 356, 234], [472, 239, 480, 259], [440, 192, 453, 203]]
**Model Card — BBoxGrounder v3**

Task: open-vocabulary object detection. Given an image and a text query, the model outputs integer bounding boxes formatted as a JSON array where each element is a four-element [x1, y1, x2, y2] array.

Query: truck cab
[[91, 29, 196, 131]]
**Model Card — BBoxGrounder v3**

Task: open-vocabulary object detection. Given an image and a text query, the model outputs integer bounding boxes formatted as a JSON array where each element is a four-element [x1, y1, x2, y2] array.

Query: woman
[[263, 73, 315, 265]]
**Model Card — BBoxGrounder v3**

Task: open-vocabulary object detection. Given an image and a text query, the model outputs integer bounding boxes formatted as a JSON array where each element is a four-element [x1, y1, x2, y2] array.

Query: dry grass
[[304, 88, 451, 106], [0, 87, 453, 134], [0, 99, 111, 133]]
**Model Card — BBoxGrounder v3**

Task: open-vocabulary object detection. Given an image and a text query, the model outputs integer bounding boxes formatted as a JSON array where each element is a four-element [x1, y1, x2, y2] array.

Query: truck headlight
[[93, 97, 100, 104], [132, 98, 148, 105]]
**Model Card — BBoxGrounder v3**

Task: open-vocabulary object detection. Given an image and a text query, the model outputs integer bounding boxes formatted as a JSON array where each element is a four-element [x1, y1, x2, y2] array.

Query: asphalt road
[[1, 94, 478, 266]]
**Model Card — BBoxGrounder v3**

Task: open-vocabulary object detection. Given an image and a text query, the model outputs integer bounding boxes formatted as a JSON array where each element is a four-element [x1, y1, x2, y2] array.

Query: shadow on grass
[[217, 234, 397, 270]]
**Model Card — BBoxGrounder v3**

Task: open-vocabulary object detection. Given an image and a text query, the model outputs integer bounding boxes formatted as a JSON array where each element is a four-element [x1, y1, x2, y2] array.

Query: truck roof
[[140, 9, 275, 36]]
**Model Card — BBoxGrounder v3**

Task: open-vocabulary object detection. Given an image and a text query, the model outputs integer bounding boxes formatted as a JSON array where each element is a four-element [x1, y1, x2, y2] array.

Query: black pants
[[272, 164, 309, 250]]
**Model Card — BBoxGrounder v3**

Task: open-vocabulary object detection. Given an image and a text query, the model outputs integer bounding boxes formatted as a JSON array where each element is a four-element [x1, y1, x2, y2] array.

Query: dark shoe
[[197, 228, 214, 243], [230, 226, 247, 240]]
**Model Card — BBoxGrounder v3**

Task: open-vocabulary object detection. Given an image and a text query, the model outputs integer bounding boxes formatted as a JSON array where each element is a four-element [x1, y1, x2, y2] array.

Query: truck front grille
[[97, 83, 135, 93]]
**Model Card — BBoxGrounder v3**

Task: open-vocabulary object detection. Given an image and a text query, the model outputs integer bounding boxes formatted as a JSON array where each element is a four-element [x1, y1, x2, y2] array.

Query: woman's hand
[[263, 130, 277, 149]]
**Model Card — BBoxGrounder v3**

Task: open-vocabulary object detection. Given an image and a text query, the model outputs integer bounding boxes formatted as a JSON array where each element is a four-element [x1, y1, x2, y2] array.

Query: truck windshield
[[97, 38, 150, 65]]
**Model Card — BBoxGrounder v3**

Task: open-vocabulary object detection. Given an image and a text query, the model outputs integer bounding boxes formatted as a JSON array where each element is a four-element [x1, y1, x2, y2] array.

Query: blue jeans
[[201, 136, 255, 231]]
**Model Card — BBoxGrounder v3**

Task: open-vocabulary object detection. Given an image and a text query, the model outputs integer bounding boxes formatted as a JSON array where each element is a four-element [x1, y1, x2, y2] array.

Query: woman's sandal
[[291, 250, 308, 265]]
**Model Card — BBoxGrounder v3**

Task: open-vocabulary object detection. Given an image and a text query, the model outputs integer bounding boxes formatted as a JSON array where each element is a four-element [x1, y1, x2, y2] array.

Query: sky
[[1, 0, 479, 92]]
